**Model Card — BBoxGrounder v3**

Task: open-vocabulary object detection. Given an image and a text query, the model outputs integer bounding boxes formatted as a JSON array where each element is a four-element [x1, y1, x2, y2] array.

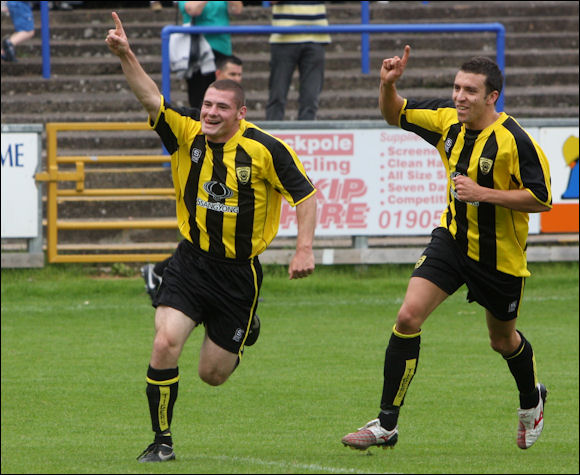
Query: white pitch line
[[193, 453, 400, 474]]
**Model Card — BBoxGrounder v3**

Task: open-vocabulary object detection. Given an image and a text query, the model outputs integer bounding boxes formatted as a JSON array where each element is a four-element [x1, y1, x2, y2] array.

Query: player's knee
[[198, 366, 230, 386], [489, 337, 511, 356], [396, 305, 422, 333], [152, 332, 179, 358]]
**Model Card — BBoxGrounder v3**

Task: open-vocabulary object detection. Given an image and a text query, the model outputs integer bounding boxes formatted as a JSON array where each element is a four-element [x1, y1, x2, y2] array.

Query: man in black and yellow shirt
[[106, 12, 317, 463], [342, 46, 552, 451]]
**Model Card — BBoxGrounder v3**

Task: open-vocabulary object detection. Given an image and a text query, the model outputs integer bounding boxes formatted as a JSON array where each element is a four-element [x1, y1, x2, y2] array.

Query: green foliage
[[1, 262, 578, 474], [110, 262, 136, 277]]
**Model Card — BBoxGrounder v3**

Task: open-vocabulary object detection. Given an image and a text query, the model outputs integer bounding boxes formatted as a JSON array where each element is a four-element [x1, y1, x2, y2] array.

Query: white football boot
[[341, 418, 398, 450], [517, 383, 547, 449]]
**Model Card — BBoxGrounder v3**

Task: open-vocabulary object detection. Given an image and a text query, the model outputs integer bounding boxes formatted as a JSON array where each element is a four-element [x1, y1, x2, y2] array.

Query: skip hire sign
[[276, 129, 448, 237]]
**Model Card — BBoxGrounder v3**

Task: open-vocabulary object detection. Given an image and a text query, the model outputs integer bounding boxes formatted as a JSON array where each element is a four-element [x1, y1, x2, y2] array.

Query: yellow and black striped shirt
[[399, 98, 552, 277], [150, 96, 317, 260], [269, 1, 331, 44]]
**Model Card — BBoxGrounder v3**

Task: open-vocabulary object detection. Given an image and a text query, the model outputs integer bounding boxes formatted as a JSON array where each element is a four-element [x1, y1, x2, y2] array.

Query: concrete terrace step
[[6, 31, 579, 61], [19, 1, 575, 25], [3, 64, 579, 98], [370, 1, 579, 20], [1, 3, 578, 130], [53, 133, 163, 152], [233, 31, 580, 53], [5, 1, 576, 22], [2, 84, 577, 122], [5, 104, 579, 126], [2, 49, 578, 83], [4, 14, 576, 44], [3, 3, 577, 38], [52, 198, 175, 220]]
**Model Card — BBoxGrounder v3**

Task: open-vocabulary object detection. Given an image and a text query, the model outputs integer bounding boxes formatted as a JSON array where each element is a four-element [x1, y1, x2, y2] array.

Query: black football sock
[[378, 325, 421, 430], [504, 330, 538, 409], [378, 406, 400, 431], [146, 365, 179, 445]]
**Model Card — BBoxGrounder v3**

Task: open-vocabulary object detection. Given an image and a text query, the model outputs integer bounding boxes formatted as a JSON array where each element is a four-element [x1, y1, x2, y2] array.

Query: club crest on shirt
[[236, 166, 251, 185], [479, 157, 493, 175], [191, 147, 202, 163]]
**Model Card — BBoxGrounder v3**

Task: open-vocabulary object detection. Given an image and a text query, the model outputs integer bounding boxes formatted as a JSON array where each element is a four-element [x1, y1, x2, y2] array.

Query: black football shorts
[[412, 227, 525, 321], [153, 239, 262, 353]]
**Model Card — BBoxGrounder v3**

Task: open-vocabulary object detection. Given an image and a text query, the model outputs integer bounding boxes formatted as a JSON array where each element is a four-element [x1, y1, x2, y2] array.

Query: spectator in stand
[[215, 53, 242, 83], [178, 1, 243, 109], [265, 1, 331, 121], [1, 1, 34, 63]]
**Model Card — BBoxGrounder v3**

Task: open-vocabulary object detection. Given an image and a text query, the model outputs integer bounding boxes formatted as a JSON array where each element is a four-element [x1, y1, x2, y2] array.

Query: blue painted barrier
[[40, 0, 50, 78], [160, 22, 506, 110], [37, 0, 504, 112]]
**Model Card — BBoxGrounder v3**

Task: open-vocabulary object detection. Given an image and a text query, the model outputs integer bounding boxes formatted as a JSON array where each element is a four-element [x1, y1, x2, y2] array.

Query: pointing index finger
[[111, 11, 123, 31], [401, 44, 411, 67]]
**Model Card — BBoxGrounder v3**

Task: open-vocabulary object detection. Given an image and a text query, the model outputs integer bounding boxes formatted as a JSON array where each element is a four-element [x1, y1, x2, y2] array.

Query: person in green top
[[178, 1, 243, 109]]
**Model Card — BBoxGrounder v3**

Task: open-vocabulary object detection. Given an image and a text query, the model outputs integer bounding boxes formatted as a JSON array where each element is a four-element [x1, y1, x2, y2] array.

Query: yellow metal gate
[[36, 122, 178, 263]]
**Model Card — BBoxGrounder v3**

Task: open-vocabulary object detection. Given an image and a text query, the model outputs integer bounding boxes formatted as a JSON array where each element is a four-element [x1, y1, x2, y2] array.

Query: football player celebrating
[[342, 45, 552, 451], [106, 12, 317, 462]]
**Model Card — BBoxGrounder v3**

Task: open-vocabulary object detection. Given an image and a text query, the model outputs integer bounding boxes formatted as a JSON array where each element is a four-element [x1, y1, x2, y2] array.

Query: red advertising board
[[273, 126, 578, 237]]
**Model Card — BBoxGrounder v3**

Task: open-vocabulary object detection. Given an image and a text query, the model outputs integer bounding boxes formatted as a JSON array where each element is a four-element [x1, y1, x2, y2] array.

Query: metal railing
[[160, 22, 506, 110], [37, 1, 505, 109], [39, 1, 50, 78], [36, 122, 177, 263], [36, 1, 371, 79]]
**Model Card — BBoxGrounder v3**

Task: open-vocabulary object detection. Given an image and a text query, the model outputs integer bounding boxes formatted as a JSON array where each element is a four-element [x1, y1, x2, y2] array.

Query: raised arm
[[105, 12, 161, 120], [288, 194, 317, 280], [379, 45, 410, 126]]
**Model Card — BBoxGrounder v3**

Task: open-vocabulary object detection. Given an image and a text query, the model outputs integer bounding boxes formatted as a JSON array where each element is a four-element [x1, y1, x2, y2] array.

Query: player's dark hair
[[208, 79, 246, 108], [460, 56, 504, 102], [216, 54, 243, 70]]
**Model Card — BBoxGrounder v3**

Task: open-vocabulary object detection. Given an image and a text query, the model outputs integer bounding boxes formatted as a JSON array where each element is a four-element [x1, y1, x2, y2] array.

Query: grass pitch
[[1, 261, 578, 474]]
